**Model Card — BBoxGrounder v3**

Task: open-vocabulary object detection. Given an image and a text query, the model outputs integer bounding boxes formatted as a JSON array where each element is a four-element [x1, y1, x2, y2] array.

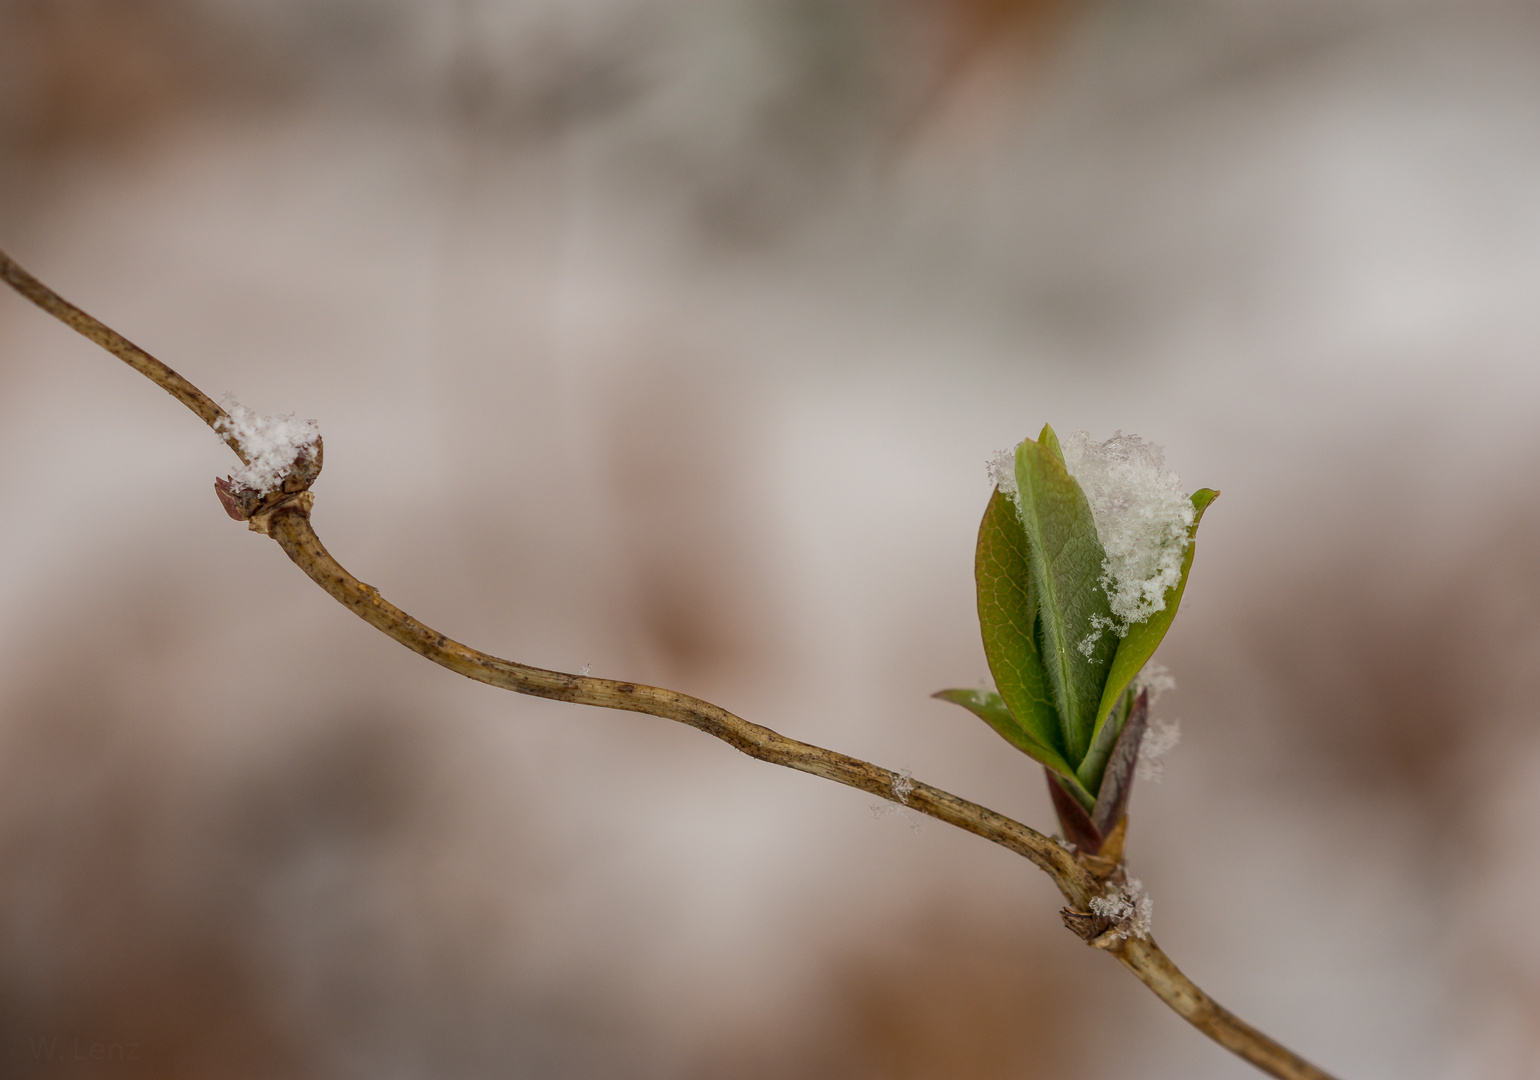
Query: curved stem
[[262, 499, 1089, 898], [0, 247, 244, 460], [1117, 938, 1338, 1080], [1, 243, 1342, 1080]]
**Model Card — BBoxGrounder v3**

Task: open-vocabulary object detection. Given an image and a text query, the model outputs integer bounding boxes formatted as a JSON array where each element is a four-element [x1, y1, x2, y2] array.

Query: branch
[[0, 251, 243, 459], [1119, 940, 1337, 1080], [0, 245, 1341, 1080]]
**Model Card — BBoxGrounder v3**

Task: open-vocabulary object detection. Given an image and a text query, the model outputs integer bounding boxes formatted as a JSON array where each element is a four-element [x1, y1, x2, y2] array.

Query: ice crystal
[[870, 769, 924, 832], [1090, 877, 1152, 940], [891, 767, 914, 805], [986, 447, 1018, 498], [1137, 718, 1181, 783], [1089, 893, 1132, 922], [214, 395, 320, 496], [1134, 660, 1177, 703]]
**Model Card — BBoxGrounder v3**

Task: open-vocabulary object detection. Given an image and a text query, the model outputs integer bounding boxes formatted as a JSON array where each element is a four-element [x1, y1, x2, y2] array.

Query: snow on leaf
[[1060, 430, 1194, 636], [1081, 488, 1216, 788], [986, 448, 1018, 498]]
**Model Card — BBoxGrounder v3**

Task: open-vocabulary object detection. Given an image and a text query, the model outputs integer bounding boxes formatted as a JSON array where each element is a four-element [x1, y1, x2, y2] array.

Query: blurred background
[[2, 0, 1540, 1076]]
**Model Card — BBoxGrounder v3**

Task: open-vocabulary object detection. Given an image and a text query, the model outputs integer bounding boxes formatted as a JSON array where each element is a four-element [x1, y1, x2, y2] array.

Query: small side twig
[[0, 245, 1341, 1080]]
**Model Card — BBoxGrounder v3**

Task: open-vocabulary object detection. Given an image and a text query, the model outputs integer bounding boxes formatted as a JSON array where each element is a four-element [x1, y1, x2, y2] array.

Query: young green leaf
[[974, 487, 1066, 759], [931, 688, 1094, 809], [1036, 421, 1065, 464], [1013, 430, 1118, 765], [1076, 488, 1218, 790]]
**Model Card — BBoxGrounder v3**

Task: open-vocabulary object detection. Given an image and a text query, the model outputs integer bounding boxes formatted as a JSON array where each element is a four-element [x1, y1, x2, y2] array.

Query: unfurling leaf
[[1077, 488, 1217, 790], [1012, 427, 1118, 765], [937, 423, 1215, 851], [974, 489, 1063, 757], [932, 688, 1093, 809]]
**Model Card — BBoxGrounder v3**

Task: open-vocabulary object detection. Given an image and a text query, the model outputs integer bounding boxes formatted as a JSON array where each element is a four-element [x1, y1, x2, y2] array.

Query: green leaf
[[1036, 422, 1065, 464], [974, 487, 1065, 759], [1013, 429, 1119, 765], [932, 689, 1094, 809], [1077, 488, 1218, 790]]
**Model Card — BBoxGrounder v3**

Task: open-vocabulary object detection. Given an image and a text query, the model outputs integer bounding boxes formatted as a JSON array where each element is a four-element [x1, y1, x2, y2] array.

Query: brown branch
[[258, 496, 1088, 896], [0, 244, 1342, 1080], [1118, 939, 1338, 1080], [0, 248, 244, 460]]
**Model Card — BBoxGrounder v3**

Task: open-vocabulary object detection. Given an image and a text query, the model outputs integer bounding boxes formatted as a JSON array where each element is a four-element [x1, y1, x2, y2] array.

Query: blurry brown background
[[3, 1, 1540, 1077]]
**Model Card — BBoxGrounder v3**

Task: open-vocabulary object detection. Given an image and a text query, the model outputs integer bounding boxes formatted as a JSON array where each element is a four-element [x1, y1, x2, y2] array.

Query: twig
[[1119, 940, 1337, 1080], [0, 251, 243, 459], [0, 245, 1341, 1080]]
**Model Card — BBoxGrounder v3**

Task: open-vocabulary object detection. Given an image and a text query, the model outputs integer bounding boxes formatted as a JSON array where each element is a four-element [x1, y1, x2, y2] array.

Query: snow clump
[[1060, 430, 1194, 637], [214, 395, 321, 496], [986, 447, 1018, 499]]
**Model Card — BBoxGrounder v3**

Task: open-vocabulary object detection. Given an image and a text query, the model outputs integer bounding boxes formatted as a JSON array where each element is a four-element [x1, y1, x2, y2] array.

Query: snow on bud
[[1089, 876, 1153, 941], [214, 395, 321, 498]]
